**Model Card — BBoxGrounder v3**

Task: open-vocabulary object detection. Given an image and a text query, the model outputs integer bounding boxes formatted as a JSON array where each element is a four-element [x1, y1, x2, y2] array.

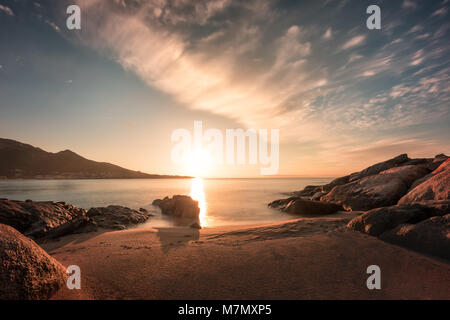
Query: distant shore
[[0, 175, 191, 180]]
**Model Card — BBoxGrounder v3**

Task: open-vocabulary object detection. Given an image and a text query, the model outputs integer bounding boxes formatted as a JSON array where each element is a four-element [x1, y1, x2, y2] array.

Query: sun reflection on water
[[189, 177, 207, 227]]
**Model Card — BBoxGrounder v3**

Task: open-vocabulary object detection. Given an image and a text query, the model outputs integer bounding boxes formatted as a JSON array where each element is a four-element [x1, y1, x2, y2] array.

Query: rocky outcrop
[[348, 153, 409, 182], [87, 205, 152, 230], [268, 198, 343, 216], [320, 165, 430, 211], [0, 199, 152, 239], [153, 195, 200, 219], [270, 153, 449, 260], [321, 175, 350, 193], [292, 185, 322, 197], [152, 195, 201, 228], [0, 199, 86, 239], [398, 159, 450, 214], [342, 156, 449, 260], [346, 204, 434, 236], [379, 214, 450, 260], [287, 154, 448, 207], [0, 224, 66, 299]]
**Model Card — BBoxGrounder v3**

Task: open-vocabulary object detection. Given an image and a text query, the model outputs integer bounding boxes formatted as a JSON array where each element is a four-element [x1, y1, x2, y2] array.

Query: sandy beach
[[43, 213, 450, 300]]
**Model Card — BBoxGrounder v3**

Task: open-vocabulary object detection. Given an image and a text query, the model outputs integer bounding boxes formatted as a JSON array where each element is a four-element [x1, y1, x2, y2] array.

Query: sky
[[0, 0, 449, 178]]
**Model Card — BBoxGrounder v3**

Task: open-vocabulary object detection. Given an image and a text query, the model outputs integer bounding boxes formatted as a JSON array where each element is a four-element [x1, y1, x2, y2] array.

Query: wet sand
[[42, 214, 450, 300]]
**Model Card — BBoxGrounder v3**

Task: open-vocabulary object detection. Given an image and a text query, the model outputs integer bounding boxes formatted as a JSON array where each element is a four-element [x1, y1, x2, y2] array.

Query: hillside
[[0, 138, 188, 179]]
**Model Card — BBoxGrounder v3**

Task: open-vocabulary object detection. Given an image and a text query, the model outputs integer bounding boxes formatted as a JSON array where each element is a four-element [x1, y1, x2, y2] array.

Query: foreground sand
[[42, 213, 450, 300]]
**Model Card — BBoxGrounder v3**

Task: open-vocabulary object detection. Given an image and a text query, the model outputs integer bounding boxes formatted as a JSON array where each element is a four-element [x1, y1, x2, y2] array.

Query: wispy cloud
[[66, 0, 449, 170], [341, 35, 366, 50], [0, 4, 14, 16], [323, 27, 332, 39], [45, 20, 60, 32], [432, 7, 448, 16]]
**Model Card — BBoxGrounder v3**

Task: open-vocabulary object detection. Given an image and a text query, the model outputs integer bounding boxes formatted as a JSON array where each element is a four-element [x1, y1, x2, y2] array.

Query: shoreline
[[43, 216, 450, 300]]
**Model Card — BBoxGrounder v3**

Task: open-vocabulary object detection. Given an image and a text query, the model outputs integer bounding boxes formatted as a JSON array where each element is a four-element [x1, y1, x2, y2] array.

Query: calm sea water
[[0, 178, 332, 227]]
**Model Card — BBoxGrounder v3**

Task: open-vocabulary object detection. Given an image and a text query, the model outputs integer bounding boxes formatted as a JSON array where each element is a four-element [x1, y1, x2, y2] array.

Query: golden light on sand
[[189, 177, 207, 227]]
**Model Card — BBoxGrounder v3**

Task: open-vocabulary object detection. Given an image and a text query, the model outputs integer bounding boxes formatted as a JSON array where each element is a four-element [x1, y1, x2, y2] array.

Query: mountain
[[0, 138, 189, 179]]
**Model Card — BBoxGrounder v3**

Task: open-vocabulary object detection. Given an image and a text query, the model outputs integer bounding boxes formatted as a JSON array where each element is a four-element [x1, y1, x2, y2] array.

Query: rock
[[348, 154, 409, 182], [379, 165, 430, 186], [87, 205, 151, 230], [398, 159, 450, 211], [0, 224, 66, 299], [346, 204, 433, 236], [311, 191, 327, 201], [428, 153, 449, 171], [321, 165, 429, 211], [268, 197, 298, 209], [269, 197, 343, 216], [379, 214, 450, 260], [152, 195, 200, 219], [190, 222, 202, 229], [0, 199, 87, 239], [42, 216, 97, 239], [321, 175, 350, 192], [0, 199, 152, 238], [291, 185, 322, 197]]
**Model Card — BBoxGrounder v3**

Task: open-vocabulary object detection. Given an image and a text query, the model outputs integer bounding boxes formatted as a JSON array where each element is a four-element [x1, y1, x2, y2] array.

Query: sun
[[185, 149, 213, 177]]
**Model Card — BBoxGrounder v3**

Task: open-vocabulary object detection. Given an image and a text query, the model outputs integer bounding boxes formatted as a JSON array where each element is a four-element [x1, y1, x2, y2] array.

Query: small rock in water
[[190, 222, 202, 229]]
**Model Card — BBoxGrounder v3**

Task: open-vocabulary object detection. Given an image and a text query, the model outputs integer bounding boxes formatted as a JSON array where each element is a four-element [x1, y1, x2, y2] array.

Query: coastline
[[43, 216, 450, 300]]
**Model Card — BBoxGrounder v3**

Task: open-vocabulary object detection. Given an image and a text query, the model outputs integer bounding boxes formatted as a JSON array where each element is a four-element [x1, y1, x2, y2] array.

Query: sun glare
[[185, 149, 213, 177], [189, 177, 208, 227]]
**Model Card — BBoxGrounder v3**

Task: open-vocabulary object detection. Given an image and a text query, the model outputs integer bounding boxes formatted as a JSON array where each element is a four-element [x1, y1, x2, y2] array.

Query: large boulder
[[0, 224, 66, 299], [321, 165, 429, 211], [87, 205, 152, 230], [398, 159, 450, 213], [0, 199, 86, 239], [346, 204, 434, 236], [379, 214, 450, 260], [269, 197, 343, 216], [283, 154, 446, 203], [153, 195, 200, 219], [348, 153, 409, 182]]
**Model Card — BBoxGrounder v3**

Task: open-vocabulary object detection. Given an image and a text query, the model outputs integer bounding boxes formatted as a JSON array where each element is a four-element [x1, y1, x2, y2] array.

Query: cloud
[[432, 7, 448, 16], [402, 0, 418, 9], [407, 25, 424, 34], [73, 1, 328, 134], [45, 20, 60, 32], [323, 28, 332, 39], [66, 0, 449, 172], [0, 4, 14, 16], [362, 71, 376, 77], [348, 54, 363, 64], [341, 35, 365, 50]]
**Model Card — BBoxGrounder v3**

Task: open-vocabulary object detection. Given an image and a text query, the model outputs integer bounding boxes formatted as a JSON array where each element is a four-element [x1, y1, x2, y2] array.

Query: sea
[[0, 177, 332, 228]]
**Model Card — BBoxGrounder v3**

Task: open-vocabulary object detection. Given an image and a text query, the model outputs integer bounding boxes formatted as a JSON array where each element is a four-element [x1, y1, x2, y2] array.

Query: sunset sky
[[0, 0, 449, 177]]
